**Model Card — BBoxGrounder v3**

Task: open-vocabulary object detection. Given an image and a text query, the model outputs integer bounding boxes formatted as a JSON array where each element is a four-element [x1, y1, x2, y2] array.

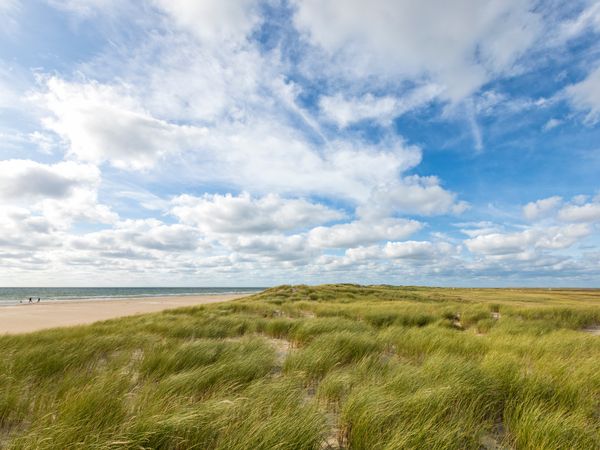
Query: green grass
[[1, 284, 599, 449]]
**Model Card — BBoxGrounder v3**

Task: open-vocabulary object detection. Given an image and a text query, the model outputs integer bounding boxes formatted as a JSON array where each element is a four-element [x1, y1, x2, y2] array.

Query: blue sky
[[1, 0, 599, 287]]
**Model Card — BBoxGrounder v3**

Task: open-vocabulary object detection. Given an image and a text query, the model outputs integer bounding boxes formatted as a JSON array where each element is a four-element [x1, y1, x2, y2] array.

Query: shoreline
[[0, 293, 250, 335], [0, 290, 262, 307]]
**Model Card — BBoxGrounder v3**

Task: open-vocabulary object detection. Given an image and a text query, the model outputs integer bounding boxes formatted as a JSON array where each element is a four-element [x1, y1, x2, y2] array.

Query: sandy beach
[[0, 294, 248, 335]]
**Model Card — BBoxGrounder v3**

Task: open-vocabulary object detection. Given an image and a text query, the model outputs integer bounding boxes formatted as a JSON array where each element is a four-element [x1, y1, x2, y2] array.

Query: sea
[[0, 287, 265, 306]]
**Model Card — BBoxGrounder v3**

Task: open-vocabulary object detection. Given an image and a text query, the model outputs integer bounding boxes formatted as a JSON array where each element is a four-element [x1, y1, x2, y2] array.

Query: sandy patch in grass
[[583, 326, 600, 335]]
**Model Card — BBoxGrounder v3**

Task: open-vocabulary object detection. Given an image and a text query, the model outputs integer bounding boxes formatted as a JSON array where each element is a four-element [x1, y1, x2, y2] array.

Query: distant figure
[[28, 297, 32, 303], [37, 297, 40, 303]]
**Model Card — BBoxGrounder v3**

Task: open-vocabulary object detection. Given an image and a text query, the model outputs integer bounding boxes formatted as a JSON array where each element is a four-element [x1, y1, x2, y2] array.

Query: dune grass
[[0, 284, 599, 449]]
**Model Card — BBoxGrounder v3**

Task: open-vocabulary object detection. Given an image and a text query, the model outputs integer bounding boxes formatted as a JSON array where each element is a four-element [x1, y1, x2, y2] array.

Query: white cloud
[[358, 175, 469, 218], [308, 218, 422, 248], [70, 219, 204, 254], [139, 42, 266, 123], [33, 76, 435, 209], [565, 65, 600, 124], [294, 0, 542, 100], [343, 245, 382, 263], [558, 2, 600, 41], [543, 118, 563, 131], [227, 234, 312, 262], [520, 194, 600, 224], [27, 131, 57, 154], [457, 221, 504, 238], [465, 224, 590, 255], [0, 206, 60, 250], [571, 194, 589, 205], [384, 240, 453, 260], [316, 239, 460, 277], [319, 84, 443, 128], [171, 192, 344, 234], [523, 196, 563, 220], [466, 99, 484, 151], [464, 230, 522, 254], [37, 77, 208, 170], [0, 159, 116, 226], [0, 159, 119, 260], [154, 0, 260, 45], [0, 159, 94, 202], [558, 201, 600, 223], [320, 93, 397, 127], [188, 127, 423, 203]]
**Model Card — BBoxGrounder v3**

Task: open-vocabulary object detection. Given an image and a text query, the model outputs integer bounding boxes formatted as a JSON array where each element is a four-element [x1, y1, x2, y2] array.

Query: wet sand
[[0, 294, 248, 335]]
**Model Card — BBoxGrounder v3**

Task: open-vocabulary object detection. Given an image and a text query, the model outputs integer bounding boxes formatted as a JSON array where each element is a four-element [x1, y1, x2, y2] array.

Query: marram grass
[[1, 284, 599, 449]]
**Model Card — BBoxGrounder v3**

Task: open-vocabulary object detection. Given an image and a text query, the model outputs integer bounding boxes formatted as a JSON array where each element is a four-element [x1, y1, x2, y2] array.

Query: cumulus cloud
[[154, 0, 260, 44], [315, 239, 461, 278], [521, 194, 600, 224], [0, 159, 93, 201], [0, 206, 60, 250], [308, 218, 422, 248], [37, 77, 208, 170], [227, 234, 312, 262], [384, 240, 454, 260], [0, 159, 116, 227], [465, 224, 590, 255], [358, 175, 469, 218], [171, 192, 344, 234], [70, 219, 204, 254], [294, 0, 542, 100], [558, 200, 600, 223], [523, 196, 563, 220], [0, 160, 119, 265]]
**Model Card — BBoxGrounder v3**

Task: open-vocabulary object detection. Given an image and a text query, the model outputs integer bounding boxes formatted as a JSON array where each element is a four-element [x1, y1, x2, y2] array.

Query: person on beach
[[37, 297, 40, 302], [28, 297, 32, 303]]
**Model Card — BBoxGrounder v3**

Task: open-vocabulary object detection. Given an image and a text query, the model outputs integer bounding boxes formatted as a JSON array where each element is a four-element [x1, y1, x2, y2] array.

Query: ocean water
[[0, 287, 265, 305]]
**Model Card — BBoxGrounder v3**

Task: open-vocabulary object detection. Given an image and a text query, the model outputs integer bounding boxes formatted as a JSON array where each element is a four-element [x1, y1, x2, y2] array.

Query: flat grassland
[[1, 285, 599, 449]]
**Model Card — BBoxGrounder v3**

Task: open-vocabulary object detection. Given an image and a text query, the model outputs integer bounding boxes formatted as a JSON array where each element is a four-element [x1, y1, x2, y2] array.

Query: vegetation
[[1, 284, 599, 449]]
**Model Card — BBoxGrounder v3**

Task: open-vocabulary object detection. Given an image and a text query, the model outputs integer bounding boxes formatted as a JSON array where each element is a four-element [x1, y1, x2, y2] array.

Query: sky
[[0, 0, 600, 287]]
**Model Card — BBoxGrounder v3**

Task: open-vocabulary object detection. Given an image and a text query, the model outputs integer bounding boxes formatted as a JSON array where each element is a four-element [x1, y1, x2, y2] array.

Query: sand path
[[0, 294, 248, 335]]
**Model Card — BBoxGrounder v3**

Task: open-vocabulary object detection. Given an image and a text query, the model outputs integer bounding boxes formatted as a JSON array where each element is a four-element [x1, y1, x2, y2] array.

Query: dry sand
[[0, 294, 248, 335]]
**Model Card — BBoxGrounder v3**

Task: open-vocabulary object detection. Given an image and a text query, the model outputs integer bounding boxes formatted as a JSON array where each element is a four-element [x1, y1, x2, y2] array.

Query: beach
[[0, 294, 247, 334]]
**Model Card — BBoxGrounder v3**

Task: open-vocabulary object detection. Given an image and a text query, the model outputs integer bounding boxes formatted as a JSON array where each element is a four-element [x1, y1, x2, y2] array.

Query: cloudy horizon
[[1, 0, 599, 287]]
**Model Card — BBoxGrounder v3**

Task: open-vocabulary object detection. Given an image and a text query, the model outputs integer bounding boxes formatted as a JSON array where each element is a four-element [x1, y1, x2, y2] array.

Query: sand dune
[[0, 294, 246, 334]]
